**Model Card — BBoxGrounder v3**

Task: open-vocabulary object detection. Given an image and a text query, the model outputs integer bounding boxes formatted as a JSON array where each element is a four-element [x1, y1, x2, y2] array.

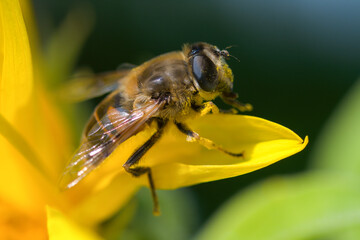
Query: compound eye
[[192, 55, 218, 92]]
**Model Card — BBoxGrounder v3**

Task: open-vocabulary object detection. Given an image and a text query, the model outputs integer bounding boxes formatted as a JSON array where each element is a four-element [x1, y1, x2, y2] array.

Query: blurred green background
[[33, 0, 360, 239]]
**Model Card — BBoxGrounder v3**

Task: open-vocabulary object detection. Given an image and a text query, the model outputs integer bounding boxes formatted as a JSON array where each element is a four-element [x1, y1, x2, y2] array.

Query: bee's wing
[[60, 64, 136, 102], [59, 99, 165, 189]]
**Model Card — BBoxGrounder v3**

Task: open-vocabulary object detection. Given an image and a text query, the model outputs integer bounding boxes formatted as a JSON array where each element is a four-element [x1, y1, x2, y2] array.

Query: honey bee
[[59, 42, 252, 215]]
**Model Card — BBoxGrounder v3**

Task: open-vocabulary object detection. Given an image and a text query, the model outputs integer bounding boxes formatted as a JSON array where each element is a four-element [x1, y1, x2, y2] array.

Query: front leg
[[175, 122, 244, 157], [194, 101, 238, 116], [199, 101, 219, 116], [194, 100, 248, 116]]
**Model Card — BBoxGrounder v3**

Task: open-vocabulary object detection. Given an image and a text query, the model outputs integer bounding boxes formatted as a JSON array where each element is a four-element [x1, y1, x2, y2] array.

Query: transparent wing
[[59, 64, 136, 102], [59, 99, 165, 189]]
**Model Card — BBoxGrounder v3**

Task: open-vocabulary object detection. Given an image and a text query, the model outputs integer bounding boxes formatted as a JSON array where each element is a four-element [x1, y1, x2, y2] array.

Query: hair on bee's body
[[59, 42, 251, 214]]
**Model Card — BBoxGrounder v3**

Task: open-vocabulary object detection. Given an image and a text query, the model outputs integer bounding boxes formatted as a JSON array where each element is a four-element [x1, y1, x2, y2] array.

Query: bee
[[59, 42, 252, 215]]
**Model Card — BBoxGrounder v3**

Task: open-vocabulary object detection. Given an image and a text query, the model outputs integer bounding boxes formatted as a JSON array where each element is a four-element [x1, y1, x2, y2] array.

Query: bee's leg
[[199, 101, 219, 116], [221, 92, 253, 112], [123, 119, 167, 216], [174, 122, 244, 157], [123, 165, 159, 215], [196, 101, 239, 115], [218, 108, 239, 114]]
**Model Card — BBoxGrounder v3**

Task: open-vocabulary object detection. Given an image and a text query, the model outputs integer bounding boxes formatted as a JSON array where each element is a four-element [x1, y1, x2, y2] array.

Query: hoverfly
[[59, 42, 252, 215]]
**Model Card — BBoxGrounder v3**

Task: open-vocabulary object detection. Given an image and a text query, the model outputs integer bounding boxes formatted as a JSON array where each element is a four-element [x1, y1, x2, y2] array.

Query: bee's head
[[184, 42, 234, 99]]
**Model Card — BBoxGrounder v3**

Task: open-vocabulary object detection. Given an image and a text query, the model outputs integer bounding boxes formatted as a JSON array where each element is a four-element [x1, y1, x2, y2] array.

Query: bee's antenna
[[225, 45, 238, 50], [221, 45, 240, 63], [229, 54, 241, 63]]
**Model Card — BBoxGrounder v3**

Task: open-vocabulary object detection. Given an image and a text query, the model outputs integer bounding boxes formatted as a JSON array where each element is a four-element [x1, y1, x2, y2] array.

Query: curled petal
[[145, 114, 307, 189], [66, 113, 306, 224], [92, 114, 307, 191]]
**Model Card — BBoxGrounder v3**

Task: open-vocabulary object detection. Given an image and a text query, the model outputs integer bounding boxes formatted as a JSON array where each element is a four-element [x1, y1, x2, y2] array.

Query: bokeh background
[[32, 0, 360, 239]]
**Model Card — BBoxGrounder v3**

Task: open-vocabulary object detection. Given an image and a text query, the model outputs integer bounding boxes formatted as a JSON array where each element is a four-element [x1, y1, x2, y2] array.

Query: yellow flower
[[0, 0, 104, 238], [0, 0, 307, 238]]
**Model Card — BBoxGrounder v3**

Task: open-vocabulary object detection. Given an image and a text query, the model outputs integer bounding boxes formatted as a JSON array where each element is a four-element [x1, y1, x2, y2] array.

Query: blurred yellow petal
[[0, 198, 47, 240], [0, 0, 69, 229], [0, 0, 50, 212], [0, 0, 71, 194], [1, 0, 132, 237], [69, 174, 139, 226], [47, 206, 103, 240], [0, 114, 63, 214], [2, 0, 72, 178]]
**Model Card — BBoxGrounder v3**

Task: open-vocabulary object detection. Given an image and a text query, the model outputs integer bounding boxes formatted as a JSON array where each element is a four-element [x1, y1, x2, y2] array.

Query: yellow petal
[[54, 66, 304, 222], [0, 114, 64, 214], [68, 173, 139, 226], [0, 0, 33, 122], [0, 198, 47, 240], [0, 0, 69, 214], [72, 113, 306, 217], [47, 206, 103, 240], [0, 0, 44, 211], [130, 114, 308, 189]]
